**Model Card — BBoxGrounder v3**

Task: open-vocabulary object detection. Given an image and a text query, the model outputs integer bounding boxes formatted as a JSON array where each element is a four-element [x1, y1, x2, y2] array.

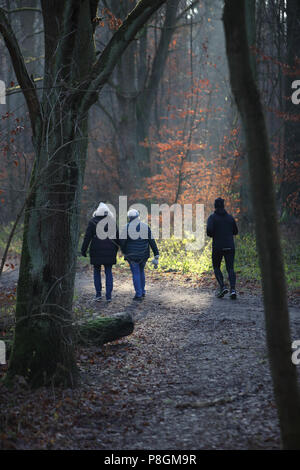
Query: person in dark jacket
[[120, 209, 159, 301], [206, 197, 238, 299], [81, 202, 119, 302]]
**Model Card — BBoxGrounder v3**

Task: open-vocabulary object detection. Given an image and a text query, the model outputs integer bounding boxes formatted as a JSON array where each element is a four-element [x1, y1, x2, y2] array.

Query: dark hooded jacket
[[206, 208, 238, 250], [81, 215, 119, 266], [119, 219, 159, 263]]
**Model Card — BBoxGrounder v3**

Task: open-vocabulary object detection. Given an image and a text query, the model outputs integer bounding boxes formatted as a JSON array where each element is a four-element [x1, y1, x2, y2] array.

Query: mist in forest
[[0, 0, 298, 228], [0, 0, 300, 452]]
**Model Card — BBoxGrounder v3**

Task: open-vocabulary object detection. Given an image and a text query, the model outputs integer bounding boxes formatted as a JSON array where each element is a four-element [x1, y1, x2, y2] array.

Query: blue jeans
[[129, 261, 146, 298], [93, 264, 113, 300]]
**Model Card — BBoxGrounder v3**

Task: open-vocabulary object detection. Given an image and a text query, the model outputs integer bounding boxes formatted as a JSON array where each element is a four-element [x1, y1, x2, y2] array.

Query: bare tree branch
[[3, 7, 42, 14], [78, 0, 167, 114], [0, 7, 41, 131], [141, 0, 180, 111]]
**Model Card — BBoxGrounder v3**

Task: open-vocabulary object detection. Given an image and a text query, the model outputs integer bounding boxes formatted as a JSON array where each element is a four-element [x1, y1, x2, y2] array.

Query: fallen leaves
[[0, 265, 289, 450]]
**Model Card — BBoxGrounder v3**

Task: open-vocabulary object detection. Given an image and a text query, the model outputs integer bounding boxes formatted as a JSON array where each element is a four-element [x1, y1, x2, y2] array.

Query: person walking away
[[206, 197, 238, 299], [120, 209, 159, 301], [81, 202, 119, 302]]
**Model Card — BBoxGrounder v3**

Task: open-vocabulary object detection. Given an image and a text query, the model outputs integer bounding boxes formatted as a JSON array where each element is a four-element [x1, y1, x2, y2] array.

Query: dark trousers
[[93, 264, 113, 300], [212, 248, 236, 290]]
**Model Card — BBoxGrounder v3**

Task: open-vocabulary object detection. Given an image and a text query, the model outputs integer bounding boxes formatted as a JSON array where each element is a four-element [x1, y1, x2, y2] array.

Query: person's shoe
[[106, 298, 112, 303], [94, 295, 102, 302], [230, 290, 237, 300], [216, 287, 228, 298], [133, 296, 143, 301]]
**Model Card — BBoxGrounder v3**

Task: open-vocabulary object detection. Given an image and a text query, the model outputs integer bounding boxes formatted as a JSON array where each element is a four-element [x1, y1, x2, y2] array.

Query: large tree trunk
[[239, 0, 256, 227], [110, 0, 180, 183], [135, 0, 180, 177], [1, 0, 167, 388], [223, 0, 300, 449], [282, 0, 300, 216], [6, 0, 94, 388]]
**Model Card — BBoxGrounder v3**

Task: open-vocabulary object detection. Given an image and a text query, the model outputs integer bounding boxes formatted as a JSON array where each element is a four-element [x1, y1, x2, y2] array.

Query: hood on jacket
[[214, 197, 226, 215], [127, 209, 140, 221], [93, 202, 114, 218], [214, 207, 227, 216], [214, 197, 225, 209]]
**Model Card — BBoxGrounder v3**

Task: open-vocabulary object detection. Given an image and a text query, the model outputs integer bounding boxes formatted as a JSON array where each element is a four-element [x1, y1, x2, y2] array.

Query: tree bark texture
[[223, 0, 300, 449], [0, 0, 166, 387]]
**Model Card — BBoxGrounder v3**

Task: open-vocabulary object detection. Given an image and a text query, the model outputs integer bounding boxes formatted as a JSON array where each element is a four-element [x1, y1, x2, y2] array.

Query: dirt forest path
[[73, 266, 300, 450], [1, 264, 300, 450]]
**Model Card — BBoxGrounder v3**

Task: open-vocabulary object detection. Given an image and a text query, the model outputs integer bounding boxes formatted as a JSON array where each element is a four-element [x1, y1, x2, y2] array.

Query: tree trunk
[[1, 0, 167, 388], [135, 0, 180, 176], [4, 0, 93, 388], [110, 0, 180, 182], [282, 0, 300, 216], [223, 0, 300, 449], [115, 39, 140, 188], [239, 0, 256, 227], [7, 118, 88, 387]]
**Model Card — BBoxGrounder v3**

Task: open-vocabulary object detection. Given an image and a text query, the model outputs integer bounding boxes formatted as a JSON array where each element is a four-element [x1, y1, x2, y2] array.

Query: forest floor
[[0, 261, 300, 450]]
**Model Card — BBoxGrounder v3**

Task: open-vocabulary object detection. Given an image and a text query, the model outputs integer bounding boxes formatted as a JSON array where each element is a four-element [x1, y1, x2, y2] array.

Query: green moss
[[5, 316, 78, 388], [0, 222, 23, 257], [77, 313, 134, 346]]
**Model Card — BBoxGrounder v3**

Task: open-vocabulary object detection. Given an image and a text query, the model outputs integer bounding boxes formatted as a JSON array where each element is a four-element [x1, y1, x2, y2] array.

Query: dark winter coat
[[206, 208, 238, 250], [81, 215, 119, 266], [119, 220, 159, 263]]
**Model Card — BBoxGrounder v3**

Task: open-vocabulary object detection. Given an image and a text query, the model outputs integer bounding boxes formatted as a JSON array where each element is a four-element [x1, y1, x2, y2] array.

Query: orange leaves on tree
[[169, 38, 177, 52], [135, 109, 242, 217], [93, 16, 105, 27], [102, 8, 123, 30], [93, 9, 122, 30]]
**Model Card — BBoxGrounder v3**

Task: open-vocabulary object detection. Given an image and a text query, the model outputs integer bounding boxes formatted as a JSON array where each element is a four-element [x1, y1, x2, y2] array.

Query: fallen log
[[75, 311, 134, 346], [1, 312, 134, 361]]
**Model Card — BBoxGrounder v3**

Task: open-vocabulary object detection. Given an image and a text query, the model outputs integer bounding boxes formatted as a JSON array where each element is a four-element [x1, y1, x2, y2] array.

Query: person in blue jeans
[[81, 202, 119, 302], [93, 265, 113, 302], [120, 209, 159, 301], [129, 260, 147, 300]]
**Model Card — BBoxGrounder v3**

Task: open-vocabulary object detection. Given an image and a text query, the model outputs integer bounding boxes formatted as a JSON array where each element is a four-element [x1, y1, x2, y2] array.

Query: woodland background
[[0, 1, 299, 226], [0, 0, 299, 287], [0, 0, 300, 451]]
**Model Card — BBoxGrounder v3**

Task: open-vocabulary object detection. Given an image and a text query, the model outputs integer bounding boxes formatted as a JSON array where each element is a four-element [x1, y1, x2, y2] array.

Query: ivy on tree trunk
[[223, 0, 300, 449], [0, 0, 167, 388]]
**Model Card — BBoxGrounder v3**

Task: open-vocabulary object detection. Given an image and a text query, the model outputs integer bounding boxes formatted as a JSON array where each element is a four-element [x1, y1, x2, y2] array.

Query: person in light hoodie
[[81, 202, 119, 302]]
